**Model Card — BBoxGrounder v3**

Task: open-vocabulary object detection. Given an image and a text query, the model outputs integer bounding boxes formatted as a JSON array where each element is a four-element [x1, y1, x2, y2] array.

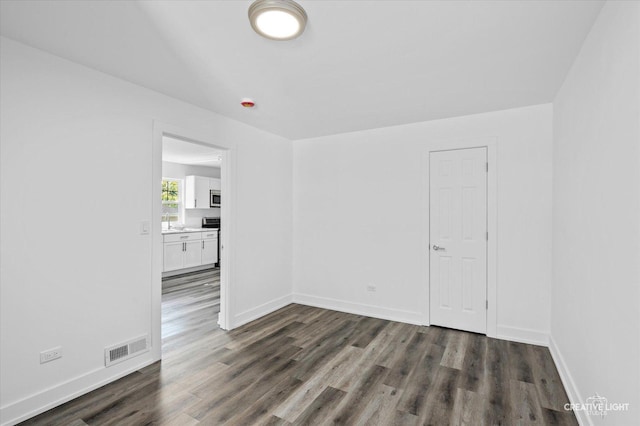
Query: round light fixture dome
[[249, 0, 307, 41]]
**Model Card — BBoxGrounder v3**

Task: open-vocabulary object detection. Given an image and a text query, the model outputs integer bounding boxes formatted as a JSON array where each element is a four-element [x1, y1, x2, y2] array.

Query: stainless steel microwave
[[210, 190, 221, 208]]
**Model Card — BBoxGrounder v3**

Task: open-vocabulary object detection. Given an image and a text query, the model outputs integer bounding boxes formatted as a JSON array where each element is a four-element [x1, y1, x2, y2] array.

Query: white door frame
[[422, 137, 497, 338], [151, 121, 235, 361]]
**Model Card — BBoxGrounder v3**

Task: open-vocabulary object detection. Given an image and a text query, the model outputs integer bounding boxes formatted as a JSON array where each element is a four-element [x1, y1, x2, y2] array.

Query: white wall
[[0, 37, 292, 425], [162, 161, 221, 180], [551, 2, 640, 425], [162, 160, 221, 227], [293, 104, 553, 344]]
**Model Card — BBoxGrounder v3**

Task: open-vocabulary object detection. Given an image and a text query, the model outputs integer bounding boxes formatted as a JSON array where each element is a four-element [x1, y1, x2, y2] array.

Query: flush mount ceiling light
[[248, 0, 307, 41]]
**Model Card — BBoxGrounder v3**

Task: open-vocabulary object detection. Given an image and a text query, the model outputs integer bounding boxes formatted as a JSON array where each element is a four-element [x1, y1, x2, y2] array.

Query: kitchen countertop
[[162, 227, 218, 235]]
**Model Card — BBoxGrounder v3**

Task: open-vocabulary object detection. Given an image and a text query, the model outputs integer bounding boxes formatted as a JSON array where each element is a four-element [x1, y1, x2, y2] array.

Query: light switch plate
[[140, 221, 150, 235]]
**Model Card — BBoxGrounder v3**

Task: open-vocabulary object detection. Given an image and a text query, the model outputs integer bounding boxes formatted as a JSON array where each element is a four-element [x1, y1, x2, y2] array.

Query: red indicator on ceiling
[[241, 98, 255, 108]]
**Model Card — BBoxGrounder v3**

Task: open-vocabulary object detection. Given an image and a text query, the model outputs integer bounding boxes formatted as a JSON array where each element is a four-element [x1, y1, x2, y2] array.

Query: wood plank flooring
[[21, 272, 576, 425], [162, 268, 220, 344], [162, 268, 220, 296]]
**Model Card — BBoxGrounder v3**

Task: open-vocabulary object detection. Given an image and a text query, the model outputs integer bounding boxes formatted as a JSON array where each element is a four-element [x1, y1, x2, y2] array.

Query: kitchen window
[[162, 178, 182, 227]]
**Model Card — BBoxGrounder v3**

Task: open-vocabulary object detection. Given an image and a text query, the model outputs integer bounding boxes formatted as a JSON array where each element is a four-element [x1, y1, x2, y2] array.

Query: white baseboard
[[232, 294, 294, 329], [0, 353, 158, 426], [548, 335, 590, 426], [496, 325, 549, 347], [292, 293, 425, 325]]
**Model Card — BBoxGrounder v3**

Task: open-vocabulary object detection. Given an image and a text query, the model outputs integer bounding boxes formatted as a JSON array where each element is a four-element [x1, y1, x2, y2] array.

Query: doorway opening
[[151, 125, 233, 362], [160, 136, 225, 346]]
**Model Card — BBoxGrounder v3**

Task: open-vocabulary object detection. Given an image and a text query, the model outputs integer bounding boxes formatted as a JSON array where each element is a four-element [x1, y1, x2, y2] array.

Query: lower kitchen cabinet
[[201, 235, 218, 265], [163, 241, 186, 272], [163, 231, 218, 272], [184, 240, 202, 268]]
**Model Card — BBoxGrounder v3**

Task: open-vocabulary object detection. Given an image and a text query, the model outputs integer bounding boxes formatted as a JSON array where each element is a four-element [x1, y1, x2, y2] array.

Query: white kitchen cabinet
[[163, 241, 185, 272], [201, 231, 218, 265], [185, 175, 211, 209], [185, 175, 221, 209], [184, 240, 203, 268], [163, 232, 203, 272], [163, 231, 219, 272]]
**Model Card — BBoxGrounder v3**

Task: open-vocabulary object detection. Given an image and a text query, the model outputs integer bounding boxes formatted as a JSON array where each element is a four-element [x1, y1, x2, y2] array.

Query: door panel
[[163, 242, 184, 272], [461, 257, 475, 311], [184, 240, 202, 268], [195, 176, 210, 209], [438, 256, 452, 308], [430, 147, 487, 333], [202, 238, 218, 265]]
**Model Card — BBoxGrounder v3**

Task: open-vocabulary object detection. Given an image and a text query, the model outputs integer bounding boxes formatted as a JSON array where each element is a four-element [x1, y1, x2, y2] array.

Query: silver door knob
[[433, 245, 446, 251]]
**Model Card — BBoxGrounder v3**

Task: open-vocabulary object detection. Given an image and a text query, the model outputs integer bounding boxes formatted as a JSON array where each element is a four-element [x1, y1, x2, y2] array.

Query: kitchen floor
[[162, 267, 220, 340]]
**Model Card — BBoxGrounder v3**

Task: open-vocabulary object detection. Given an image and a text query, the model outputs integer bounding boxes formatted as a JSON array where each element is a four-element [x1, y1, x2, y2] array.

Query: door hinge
[[486, 231, 488, 241], [486, 300, 488, 309], [486, 162, 489, 172]]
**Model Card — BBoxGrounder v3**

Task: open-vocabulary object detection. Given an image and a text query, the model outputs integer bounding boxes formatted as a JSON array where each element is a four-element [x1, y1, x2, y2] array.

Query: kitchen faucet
[[165, 213, 171, 230]]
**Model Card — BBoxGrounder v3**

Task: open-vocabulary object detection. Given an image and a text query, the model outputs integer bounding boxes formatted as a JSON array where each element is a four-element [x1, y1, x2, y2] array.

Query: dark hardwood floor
[[22, 270, 576, 425]]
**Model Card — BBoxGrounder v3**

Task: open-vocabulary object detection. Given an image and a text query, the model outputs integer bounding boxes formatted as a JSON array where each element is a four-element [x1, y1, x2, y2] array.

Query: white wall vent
[[104, 335, 149, 367]]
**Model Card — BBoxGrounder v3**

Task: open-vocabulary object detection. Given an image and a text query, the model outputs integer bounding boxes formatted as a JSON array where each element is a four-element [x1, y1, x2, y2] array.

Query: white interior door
[[430, 147, 487, 334]]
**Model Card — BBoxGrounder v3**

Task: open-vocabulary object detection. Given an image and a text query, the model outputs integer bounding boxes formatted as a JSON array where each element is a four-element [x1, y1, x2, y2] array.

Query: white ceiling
[[163, 136, 223, 168], [0, 0, 603, 140]]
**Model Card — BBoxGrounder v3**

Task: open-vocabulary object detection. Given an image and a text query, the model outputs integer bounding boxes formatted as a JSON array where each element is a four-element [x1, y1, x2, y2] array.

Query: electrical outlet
[[40, 347, 62, 364], [366, 284, 376, 292]]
